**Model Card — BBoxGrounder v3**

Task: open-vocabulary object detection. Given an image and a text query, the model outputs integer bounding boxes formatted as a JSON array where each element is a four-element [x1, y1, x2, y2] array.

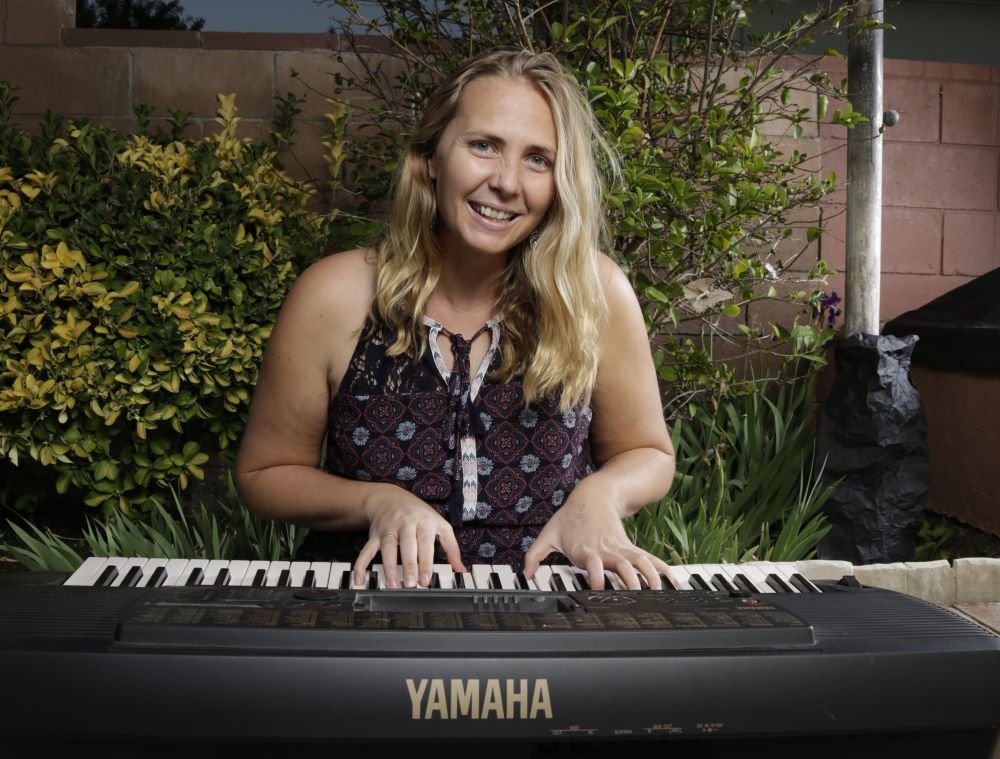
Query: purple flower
[[812, 291, 842, 329]]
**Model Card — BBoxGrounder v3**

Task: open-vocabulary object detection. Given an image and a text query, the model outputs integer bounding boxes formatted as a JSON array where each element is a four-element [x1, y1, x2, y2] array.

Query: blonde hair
[[374, 49, 617, 410]]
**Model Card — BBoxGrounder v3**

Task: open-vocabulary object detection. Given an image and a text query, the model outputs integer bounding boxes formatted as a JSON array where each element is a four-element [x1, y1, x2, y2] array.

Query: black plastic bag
[[816, 333, 929, 564]]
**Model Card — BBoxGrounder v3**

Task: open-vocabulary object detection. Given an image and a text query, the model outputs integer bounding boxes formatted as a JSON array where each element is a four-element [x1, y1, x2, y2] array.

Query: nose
[[489, 159, 519, 196]]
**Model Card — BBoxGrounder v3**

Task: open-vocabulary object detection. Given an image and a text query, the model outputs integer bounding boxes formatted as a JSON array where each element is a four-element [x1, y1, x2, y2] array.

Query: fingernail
[[419, 573, 430, 587], [405, 573, 416, 588]]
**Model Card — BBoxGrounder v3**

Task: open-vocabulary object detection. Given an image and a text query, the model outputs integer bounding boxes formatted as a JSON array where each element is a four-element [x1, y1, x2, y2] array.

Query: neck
[[427, 244, 509, 332]]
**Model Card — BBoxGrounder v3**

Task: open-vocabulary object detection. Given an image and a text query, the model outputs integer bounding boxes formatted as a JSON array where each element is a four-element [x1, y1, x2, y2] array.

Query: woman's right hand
[[353, 484, 466, 588]]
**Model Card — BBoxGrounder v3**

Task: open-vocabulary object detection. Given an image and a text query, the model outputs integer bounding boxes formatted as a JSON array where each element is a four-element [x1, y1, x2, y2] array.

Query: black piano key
[[147, 566, 167, 587], [277, 569, 291, 587], [733, 573, 759, 594], [302, 569, 316, 588], [367, 571, 378, 590], [331, 569, 347, 589], [550, 573, 568, 593], [766, 573, 794, 593], [790, 573, 821, 593], [638, 573, 650, 590], [488, 571, 502, 590], [214, 569, 231, 587], [660, 573, 679, 590], [429, 572, 441, 589], [712, 573, 737, 593], [186, 567, 206, 586], [575, 572, 591, 590], [94, 565, 119, 587], [689, 573, 713, 591], [121, 566, 143, 587], [250, 568, 266, 588], [515, 572, 529, 589]]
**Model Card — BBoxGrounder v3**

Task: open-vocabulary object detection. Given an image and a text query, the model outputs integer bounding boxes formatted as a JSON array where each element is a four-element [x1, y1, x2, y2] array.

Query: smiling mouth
[[470, 202, 518, 222]]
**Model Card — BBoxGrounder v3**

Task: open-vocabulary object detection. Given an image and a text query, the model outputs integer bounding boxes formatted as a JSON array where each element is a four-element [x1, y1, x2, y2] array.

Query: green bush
[[627, 374, 833, 563], [0, 85, 338, 514], [1, 475, 304, 571]]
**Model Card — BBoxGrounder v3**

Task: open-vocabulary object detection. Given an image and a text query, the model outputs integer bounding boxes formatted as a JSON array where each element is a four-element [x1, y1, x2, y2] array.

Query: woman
[[236, 49, 675, 591]]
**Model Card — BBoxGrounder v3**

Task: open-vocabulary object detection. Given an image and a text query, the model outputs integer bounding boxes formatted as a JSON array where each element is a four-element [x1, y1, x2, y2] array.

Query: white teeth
[[473, 203, 514, 221]]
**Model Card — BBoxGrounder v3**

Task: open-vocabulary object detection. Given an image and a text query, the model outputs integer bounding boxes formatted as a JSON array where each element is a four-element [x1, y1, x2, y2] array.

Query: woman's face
[[429, 77, 557, 260]]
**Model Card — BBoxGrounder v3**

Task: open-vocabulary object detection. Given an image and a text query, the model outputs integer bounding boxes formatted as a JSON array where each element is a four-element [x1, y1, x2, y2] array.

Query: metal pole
[[845, 0, 884, 336]]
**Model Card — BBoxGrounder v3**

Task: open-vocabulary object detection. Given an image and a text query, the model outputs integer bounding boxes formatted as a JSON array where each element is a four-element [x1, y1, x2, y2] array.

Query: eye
[[527, 154, 552, 170], [471, 141, 495, 155]]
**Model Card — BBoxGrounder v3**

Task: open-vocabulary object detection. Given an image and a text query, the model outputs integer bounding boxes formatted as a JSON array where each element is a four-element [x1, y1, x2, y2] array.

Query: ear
[[427, 156, 437, 181]]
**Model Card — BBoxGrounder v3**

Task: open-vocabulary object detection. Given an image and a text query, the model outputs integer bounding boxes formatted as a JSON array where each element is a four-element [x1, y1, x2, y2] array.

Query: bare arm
[[523, 255, 675, 589], [235, 249, 464, 585]]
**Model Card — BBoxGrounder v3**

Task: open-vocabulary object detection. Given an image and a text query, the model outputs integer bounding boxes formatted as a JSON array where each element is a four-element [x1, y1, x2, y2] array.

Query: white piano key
[[238, 560, 271, 587], [458, 570, 475, 590], [221, 560, 250, 586], [665, 564, 692, 590], [551, 565, 582, 592], [64, 556, 114, 586], [91, 556, 128, 587], [322, 562, 350, 589], [471, 564, 494, 590], [204, 559, 232, 586], [491, 565, 519, 590], [180, 558, 211, 586], [604, 570, 626, 591], [746, 561, 796, 592], [700, 564, 737, 592], [137, 558, 170, 587], [432, 564, 456, 589], [721, 564, 766, 594], [158, 558, 192, 586], [738, 564, 775, 593], [531, 565, 554, 591], [518, 570, 539, 590], [287, 561, 312, 587], [265, 561, 291, 588], [568, 565, 593, 591], [110, 557, 148, 587], [682, 564, 711, 591]]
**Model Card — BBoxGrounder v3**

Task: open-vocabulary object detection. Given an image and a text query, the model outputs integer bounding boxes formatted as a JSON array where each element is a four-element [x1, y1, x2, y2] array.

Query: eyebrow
[[464, 132, 556, 157]]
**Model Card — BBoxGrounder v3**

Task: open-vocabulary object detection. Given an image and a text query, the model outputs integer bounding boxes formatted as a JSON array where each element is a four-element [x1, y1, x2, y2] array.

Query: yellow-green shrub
[[0, 88, 337, 513]]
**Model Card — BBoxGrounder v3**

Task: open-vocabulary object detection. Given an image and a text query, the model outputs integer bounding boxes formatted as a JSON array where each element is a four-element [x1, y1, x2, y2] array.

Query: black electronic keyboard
[[2, 558, 999, 759]]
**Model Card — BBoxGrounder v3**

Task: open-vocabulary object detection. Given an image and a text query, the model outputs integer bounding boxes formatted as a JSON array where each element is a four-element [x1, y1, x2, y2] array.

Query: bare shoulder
[[595, 253, 642, 318], [268, 247, 377, 390], [285, 247, 377, 320]]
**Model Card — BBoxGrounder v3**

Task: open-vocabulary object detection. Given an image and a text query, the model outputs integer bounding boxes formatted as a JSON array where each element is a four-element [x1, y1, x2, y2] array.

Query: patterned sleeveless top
[[296, 314, 594, 570]]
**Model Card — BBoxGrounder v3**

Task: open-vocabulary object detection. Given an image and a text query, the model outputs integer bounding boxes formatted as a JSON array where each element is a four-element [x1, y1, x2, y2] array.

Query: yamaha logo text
[[406, 678, 553, 720]]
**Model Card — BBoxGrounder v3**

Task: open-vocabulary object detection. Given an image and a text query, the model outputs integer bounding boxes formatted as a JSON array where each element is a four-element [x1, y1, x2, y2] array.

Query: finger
[[380, 532, 400, 589], [585, 553, 606, 591], [415, 526, 436, 587], [353, 539, 378, 587], [648, 554, 675, 588], [399, 527, 419, 588], [635, 554, 662, 590], [612, 555, 642, 590], [522, 540, 555, 579], [437, 527, 466, 574]]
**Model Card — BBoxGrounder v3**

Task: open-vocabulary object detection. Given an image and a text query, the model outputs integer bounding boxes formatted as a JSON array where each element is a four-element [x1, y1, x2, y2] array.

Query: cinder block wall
[[0, 0, 351, 202], [4, 1, 997, 321], [820, 56, 1000, 321]]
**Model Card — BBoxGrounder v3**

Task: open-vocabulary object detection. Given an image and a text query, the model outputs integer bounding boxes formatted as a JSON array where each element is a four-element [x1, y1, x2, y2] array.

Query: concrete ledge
[[795, 557, 1000, 604]]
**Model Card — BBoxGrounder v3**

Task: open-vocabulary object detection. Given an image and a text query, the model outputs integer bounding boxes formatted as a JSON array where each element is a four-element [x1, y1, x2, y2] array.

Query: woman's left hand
[[522, 492, 672, 591]]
